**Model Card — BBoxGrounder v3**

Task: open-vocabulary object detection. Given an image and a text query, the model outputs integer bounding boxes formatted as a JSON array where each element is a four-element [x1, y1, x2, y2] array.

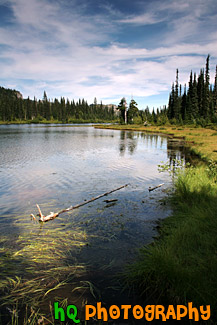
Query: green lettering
[[67, 305, 80, 323], [54, 302, 65, 321]]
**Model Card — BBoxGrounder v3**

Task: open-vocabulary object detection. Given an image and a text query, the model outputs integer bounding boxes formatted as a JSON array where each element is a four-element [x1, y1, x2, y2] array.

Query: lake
[[0, 124, 188, 322]]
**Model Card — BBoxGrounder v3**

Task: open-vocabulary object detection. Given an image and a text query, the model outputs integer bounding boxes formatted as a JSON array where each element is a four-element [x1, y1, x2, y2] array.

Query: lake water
[[0, 124, 188, 322]]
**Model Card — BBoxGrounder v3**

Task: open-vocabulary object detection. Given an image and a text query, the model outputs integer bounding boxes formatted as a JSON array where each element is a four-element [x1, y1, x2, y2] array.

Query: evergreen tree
[[61, 97, 66, 122], [186, 71, 193, 121], [181, 84, 187, 120], [197, 69, 204, 117], [191, 73, 199, 118], [127, 99, 139, 123], [202, 54, 210, 118], [213, 65, 217, 115], [33, 96, 37, 118], [173, 69, 181, 120], [168, 83, 175, 119], [151, 109, 157, 123], [66, 99, 71, 122], [43, 91, 51, 120], [118, 97, 127, 124], [26, 96, 32, 120], [167, 55, 217, 124]]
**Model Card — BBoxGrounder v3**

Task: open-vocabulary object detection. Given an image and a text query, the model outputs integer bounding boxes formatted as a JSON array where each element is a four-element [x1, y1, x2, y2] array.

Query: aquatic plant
[[0, 220, 88, 324]]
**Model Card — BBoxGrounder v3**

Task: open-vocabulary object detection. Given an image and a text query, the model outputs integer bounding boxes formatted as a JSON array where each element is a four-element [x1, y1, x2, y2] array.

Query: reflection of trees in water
[[119, 132, 170, 156], [118, 131, 197, 168], [119, 131, 138, 155], [166, 139, 196, 168], [139, 133, 166, 149], [119, 131, 170, 155]]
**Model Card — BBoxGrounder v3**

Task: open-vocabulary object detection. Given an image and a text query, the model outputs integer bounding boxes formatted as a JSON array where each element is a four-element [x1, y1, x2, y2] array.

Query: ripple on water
[[0, 125, 187, 316]]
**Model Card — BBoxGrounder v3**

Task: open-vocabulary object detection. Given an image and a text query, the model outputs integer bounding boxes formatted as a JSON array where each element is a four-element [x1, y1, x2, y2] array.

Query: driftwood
[[31, 184, 128, 223], [148, 183, 164, 192], [103, 199, 118, 203]]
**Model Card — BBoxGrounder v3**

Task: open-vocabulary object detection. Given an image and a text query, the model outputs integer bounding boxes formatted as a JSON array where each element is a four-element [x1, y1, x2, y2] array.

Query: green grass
[[126, 165, 217, 318]]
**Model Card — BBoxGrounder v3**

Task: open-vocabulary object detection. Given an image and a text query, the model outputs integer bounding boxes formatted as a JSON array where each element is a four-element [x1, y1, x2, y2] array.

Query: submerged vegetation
[[126, 161, 217, 321], [0, 200, 139, 324], [0, 220, 89, 324]]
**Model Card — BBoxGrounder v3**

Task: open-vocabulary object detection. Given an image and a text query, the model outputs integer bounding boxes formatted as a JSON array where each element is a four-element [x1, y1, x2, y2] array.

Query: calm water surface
[[0, 124, 187, 319]]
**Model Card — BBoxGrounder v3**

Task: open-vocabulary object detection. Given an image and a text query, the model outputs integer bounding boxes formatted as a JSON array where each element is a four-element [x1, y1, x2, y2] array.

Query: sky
[[0, 0, 217, 109]]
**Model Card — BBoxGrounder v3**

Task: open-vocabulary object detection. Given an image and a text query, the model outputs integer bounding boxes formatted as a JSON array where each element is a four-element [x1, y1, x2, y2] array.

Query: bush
[[132, 116, 143, 125]]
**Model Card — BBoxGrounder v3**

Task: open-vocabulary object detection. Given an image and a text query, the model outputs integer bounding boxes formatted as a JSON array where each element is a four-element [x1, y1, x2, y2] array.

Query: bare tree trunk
[[124, 108, 127, 124]]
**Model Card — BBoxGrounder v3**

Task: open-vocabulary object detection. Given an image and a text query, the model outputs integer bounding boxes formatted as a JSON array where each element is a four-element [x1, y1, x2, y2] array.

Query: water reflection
[[0, 125, 195, 322], [119, 131, 138, 155]]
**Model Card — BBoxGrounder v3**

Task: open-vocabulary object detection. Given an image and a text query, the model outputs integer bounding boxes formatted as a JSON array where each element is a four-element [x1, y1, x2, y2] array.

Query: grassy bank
[[97, 124, 217, 320], [126, 164, 217, 320], [94, 124, 217, 161]]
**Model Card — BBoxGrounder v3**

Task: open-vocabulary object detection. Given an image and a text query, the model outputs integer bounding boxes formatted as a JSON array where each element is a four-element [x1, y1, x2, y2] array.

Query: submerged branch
[[31, 184, 129, 222], [148, 183, 164, 192]]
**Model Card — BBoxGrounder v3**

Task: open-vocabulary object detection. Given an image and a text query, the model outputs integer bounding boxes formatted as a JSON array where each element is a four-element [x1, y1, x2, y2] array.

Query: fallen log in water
[[103, 199, 118, 203], [31, 184, 129, 222], [148, 183, 164, 192]]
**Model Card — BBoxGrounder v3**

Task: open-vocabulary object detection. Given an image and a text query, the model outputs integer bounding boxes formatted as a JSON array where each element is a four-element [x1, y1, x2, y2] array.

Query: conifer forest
[[0, 55, 216, 125]]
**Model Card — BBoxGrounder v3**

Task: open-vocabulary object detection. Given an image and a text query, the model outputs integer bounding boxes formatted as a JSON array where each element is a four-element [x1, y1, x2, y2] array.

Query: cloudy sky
[[0, 0, 217, 109]]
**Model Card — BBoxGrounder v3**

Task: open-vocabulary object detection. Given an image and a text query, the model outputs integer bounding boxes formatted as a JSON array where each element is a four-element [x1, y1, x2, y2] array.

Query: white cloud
[[119, 12, 163, 25], [0, 0, 216, 108]]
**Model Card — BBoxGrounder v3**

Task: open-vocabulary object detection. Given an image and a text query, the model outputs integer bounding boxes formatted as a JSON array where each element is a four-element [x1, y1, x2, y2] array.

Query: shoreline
[[97, 124, 217, 321], [94, 124, 217, 162], [0, 119, 117, 126]]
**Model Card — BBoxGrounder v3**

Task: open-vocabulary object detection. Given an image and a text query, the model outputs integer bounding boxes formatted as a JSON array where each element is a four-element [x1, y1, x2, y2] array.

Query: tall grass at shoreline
[[127, 164, 217, 316]]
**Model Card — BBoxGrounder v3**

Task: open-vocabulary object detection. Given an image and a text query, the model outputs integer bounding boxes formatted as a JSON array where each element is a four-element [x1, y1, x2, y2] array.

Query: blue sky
[[0, 0, 217, 109]]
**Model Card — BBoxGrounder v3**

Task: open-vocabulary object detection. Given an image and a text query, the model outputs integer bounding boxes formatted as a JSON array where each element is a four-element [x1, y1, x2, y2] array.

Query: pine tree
[[118, 97, 127, 124], [32, 96, 37, 118], [168, 83, 175, 119], [173, 69, 181, 120], [127, 99, 139, 123], [191, 73, 198, 118], [186, 71, 193, 121], [65, 99, 71, 122], [43, 91, 51, 120], [151, 109, 157, 123], [197, 69, 204, 117], [213, 65, 217, 115], [61, 97, 66, 122], [26, 96, 32, 120], [202, 54, 210, 118], [181, 84, 187, 120]]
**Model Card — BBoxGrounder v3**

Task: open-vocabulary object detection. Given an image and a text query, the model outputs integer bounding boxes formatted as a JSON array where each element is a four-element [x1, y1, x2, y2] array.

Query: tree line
[[167, 55, 217, 125], [0, 55, 216, 125], [0, 90, 117, 123], [117, 97, 168, 125], [117, 55, 217, 126]]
